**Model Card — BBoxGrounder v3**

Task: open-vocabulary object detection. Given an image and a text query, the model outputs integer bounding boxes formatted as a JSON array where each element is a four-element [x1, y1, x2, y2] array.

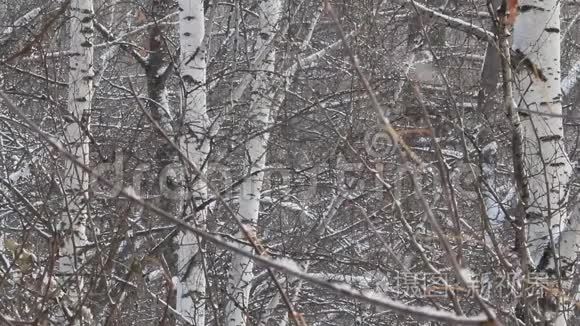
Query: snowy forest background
[[2, 0, 580, 325]]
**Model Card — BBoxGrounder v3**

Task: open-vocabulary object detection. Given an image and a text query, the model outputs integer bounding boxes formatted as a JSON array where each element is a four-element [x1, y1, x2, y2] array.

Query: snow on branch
[[409, 1, 496, 44], [562, 60, 580, 96], [0, 7, 41, 43], [0, 89, 495, 326]]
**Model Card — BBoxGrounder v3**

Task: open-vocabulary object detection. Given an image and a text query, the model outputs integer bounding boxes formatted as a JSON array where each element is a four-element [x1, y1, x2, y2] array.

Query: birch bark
[[224, 1, 281, 325], [58, 0, 94, 323], [512, 1, 575, 324], [176, 1, 209, 324], [512, 0, 572, 269]]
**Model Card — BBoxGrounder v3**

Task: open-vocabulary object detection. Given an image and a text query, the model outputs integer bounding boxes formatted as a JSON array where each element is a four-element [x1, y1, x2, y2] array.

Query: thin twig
[[0, 89, 492, 326], [324, 0, 425, 168]]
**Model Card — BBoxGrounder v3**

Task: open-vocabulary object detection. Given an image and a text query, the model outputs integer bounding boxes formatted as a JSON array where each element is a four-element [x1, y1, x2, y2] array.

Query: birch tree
[[58, 0, 94, 323], [225, 1, 281, 325], [176, 0, 209, 324], [7, 1, 580, 325], [511, 0, 575, 323], [512, 0, 572, 271]]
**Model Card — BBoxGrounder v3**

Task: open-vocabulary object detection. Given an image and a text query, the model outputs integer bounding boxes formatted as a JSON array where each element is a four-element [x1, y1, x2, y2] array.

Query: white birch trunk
[[58, 0, 94, 323], [224, 1, 281, 325], [546, 202, 580, 325], [176, 1, 209, 324], [512, 0, 572, 267], [513, 2, 577, 324]]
